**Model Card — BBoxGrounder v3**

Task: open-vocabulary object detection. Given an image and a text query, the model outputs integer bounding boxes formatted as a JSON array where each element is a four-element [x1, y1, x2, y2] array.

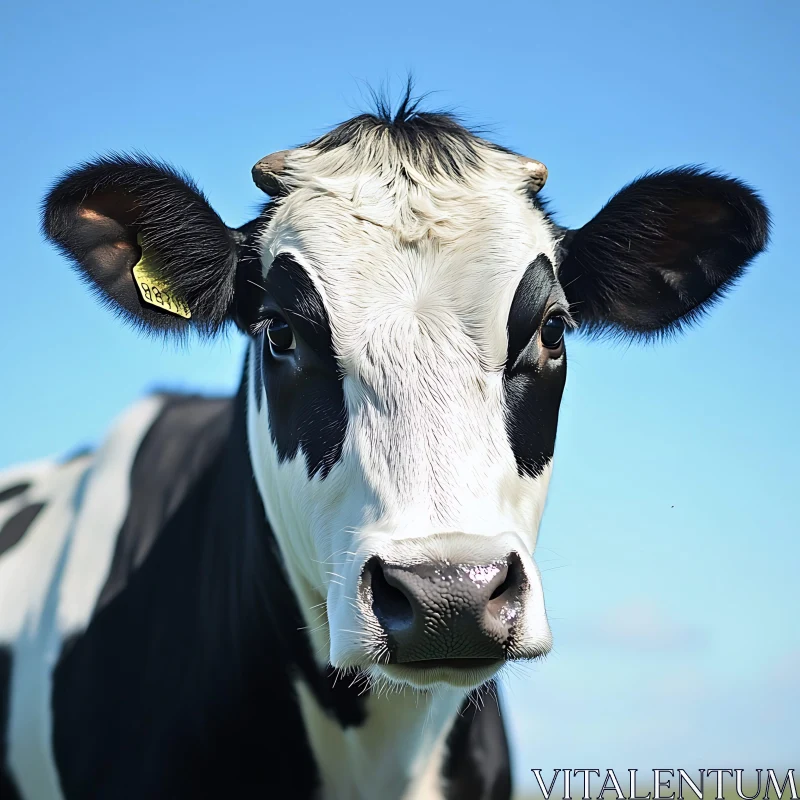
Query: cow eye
[[266, 317, 296, 354], [540, 315, 566, 350]]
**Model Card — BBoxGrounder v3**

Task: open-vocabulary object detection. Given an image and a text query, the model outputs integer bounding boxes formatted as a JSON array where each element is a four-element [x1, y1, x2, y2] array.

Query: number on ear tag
[[132, 235, 192, 319]]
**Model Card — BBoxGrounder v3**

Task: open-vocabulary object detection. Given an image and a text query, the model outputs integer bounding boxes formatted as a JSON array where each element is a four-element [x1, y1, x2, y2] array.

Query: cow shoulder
[[50, 388, 323, 799]]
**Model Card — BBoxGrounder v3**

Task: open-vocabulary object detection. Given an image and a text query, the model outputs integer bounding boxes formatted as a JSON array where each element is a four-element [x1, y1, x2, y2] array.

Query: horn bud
[[517, 156, 548, 192], [252, 150, 292, 195]]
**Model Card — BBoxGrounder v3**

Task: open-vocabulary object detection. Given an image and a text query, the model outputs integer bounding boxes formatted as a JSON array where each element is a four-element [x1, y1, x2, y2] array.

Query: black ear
[[42, 155, 239, 335], [557, 167, 770, 337]]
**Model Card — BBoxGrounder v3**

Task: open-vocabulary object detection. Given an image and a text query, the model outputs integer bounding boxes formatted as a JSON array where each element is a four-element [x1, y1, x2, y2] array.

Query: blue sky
[[2, 0, 798, 788]]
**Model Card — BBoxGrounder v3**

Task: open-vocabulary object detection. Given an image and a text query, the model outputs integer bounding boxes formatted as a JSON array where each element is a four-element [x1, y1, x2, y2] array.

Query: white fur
[[295, 679, 463, 799], [247, 137, 560, 796]]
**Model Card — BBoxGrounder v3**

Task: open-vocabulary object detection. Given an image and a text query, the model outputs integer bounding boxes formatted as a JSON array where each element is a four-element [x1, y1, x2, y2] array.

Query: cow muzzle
[[360, 550, 529, 668]]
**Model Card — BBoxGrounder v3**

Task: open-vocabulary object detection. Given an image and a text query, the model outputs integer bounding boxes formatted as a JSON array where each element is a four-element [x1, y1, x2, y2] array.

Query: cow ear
[[557, 167, 769, 338], [42, 155, 239, 336]]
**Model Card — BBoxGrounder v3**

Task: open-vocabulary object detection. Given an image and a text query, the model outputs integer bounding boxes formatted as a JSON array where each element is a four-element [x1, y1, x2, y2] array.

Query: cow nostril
[[489, 567, 513, 601], [364, 557, 414, 632], [487, 552, 525, 615]]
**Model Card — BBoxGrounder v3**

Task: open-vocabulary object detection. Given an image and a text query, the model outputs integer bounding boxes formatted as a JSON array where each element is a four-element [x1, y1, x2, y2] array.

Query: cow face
[[43, 110, 769, 692], [239, 133, 567, 689]]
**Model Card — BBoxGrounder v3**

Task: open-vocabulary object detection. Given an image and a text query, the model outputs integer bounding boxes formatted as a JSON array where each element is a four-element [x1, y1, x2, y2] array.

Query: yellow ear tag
[[132, 234, 192, 319]]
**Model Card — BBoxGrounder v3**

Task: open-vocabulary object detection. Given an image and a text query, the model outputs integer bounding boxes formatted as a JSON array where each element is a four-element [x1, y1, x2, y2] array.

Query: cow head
[[43, 107, 768, 692]]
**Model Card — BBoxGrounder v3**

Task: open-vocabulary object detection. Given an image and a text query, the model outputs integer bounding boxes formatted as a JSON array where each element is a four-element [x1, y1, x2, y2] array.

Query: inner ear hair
[[43, 155, 240, 336]]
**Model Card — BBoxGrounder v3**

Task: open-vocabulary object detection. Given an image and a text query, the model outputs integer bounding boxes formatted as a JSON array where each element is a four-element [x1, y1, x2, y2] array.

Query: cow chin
[[331, 636, 552, 692], [372, 660, 506, 691]]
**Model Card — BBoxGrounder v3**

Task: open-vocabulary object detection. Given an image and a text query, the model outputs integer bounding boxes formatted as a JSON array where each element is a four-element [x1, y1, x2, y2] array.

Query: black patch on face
[[0, 502, 45, 558], [52, 380, 365, 798], [0, 646, 22, 800], [443, 682, 512, 800], [255, 253, 347, 479], [0, 483, 29, 504], [504, 255, 568, 479]]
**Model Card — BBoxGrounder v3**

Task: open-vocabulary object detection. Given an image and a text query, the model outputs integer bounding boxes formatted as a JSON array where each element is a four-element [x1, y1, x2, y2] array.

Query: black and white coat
[[0, 104, 768, 799]]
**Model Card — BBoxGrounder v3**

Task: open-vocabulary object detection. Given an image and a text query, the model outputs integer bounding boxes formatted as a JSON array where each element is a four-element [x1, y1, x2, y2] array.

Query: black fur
[[255, 253, 348, 479], [42, 156, 239, 336], [0, 484, 30, 504], [558, 167, 770, 338], [444, 685, 512, 800], [0, 646, 22, 800], [504, 255, 569, 479], [0, 503, 44, 558]]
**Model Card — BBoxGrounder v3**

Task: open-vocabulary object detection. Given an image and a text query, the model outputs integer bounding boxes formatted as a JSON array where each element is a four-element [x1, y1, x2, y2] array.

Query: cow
[[0, 97, 768, 800]]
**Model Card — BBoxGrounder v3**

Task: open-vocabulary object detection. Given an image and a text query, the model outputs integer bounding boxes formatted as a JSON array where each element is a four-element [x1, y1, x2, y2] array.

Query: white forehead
[[257, 136, 559, 371]]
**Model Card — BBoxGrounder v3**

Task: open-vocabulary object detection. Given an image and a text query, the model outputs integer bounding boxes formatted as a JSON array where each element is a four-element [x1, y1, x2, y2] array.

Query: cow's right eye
[[266, 317, 296, 354]]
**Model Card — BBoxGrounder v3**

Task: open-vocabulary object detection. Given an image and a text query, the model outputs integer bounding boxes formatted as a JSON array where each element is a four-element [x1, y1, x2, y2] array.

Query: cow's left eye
[[541, 315, 566, 350], [266, 318, 296, 354]]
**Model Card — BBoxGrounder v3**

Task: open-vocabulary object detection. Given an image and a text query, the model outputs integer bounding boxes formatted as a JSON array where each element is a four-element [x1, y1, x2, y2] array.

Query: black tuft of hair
[[366, 76, 430, 125], [310, 80, 490, 181]]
